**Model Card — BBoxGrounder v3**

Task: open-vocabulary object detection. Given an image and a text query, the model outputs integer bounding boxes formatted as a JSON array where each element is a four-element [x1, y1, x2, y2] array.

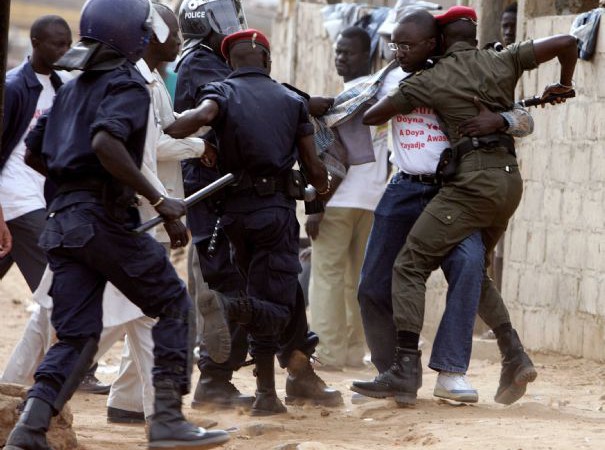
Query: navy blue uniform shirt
[[26, 63, 149, 211], [199, 67, 314, 212]]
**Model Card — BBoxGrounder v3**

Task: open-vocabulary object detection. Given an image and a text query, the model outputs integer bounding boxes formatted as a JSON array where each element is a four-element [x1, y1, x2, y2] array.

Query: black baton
[[134, 173, 235, 234], [519, 89, 575, 107]]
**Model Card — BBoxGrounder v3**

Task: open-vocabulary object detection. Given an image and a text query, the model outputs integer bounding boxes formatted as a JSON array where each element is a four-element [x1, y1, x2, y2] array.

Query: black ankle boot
[[251, 354, 287, 416], [4, 398, 53, 450], [191, 375, 255, 409], [285, 350, 343, 407], [148, 379, 229, 449], [351, 347, 422, 407], [494, 329, 537, 405]]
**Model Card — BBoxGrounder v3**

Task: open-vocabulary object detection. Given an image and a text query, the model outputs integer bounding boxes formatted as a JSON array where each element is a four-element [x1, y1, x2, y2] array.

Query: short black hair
[[30, 15, 70, 40], [502, 2, 517, 16], [338, 26, 371, 53]]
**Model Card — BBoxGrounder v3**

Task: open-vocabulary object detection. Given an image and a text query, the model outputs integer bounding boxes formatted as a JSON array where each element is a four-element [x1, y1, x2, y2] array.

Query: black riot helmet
[[179, 0, 247, 39]]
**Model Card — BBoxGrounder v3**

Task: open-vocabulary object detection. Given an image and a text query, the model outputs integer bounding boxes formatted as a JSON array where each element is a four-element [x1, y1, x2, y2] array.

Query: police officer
[[361, 6, 577, 405], [175, 0, 253, 408], [4, 1, 229, 449], [165, 28, 343, 415]]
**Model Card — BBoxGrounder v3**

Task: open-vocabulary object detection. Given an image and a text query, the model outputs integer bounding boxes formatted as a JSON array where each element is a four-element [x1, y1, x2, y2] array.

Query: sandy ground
[[1, 261, 605, 450]]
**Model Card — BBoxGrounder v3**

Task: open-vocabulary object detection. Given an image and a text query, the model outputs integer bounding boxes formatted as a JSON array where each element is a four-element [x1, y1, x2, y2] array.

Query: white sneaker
[[433, 372, 479, 403]]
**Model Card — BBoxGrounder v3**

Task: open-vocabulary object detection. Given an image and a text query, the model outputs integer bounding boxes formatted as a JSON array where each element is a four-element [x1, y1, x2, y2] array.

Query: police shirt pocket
[[268, 252, 302, 274], [62, 224, 95, 248]]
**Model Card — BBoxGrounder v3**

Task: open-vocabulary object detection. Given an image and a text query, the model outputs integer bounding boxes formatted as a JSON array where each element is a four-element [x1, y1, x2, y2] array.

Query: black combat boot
[[148, 379, 229, 449], [351, 348, 422, 407], [191, 375, 255, 409], [494, 328, 537, 405], [285, 350, 343, 407], [250, 354, 287, 416], [4, 397, 53, 450]]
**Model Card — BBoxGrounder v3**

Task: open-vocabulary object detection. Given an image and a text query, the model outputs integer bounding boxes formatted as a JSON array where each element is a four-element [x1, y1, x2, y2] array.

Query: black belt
[[400, 172, 440, 185], [55, 177, 106, 195], [455, 134, 515, 159], [229, 173, 287, 195]]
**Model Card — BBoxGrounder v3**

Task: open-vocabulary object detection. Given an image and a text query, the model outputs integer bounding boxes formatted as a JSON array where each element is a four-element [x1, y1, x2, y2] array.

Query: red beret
[[221, 28, 271, 60], [435, 5, 478, 27]]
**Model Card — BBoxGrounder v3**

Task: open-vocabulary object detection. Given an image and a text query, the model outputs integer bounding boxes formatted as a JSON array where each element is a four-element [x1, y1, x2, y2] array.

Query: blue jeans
[[358, 172, 484, 374]]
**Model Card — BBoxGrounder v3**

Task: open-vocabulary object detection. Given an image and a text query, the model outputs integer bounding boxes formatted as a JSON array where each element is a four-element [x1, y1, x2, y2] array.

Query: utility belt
[[436, 134, 516, 183], [229, 170, 307, 200], [55, 177, 139, 223]]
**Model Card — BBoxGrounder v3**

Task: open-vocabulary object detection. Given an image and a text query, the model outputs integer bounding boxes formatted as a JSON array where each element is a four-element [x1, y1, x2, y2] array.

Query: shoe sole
[[148, 434, 229, 449], [433, 390, 478, 403], [250, 407, 288, 416], [350, 386, 418, 407], [494, 365, 538, 405], [284, 395, 344, 407], [349, 384, 394, 399], [197, 290, 231, 364], [191, 399, 253, 410], [107, 417, 146, 425], [394, 393, 417, 407]]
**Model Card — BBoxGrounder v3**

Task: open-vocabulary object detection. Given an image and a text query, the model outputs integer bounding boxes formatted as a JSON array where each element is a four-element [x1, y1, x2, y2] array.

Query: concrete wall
[[498, 14, 605, 361]]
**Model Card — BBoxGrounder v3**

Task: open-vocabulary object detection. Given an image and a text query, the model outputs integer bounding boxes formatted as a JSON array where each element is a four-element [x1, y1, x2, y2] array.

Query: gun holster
[[285, 170, 306, 200], [435, 147, 457, 183]]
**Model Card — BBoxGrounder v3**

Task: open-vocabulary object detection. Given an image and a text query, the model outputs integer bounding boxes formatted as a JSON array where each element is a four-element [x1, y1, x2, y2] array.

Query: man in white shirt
[[306, 27, 388, 370], [0, 15, 71, 291]]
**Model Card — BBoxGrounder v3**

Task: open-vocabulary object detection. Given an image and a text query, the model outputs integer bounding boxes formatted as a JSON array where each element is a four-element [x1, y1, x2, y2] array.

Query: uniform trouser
[[1, 264, 156, 417], [392, 149, 522, 337], [185, 174, 249, 381], [222, 206, 305, 364], [358, 172, 485, 374], [191, 237, 249, 381], [29, 202, 192, 408], [0, 208, 47, 291], [309, 207, 371, 367]]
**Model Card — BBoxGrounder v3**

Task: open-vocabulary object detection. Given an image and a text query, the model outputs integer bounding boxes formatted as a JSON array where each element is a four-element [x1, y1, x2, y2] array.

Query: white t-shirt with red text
[[378, 67, 450, 175]]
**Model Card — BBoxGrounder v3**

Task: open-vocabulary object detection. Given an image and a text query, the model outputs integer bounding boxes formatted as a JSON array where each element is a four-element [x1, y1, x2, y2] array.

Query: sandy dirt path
[[1, 263, 604, 450]]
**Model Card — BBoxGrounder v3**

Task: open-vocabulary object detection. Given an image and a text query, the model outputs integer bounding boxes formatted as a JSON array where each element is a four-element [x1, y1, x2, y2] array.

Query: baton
[[134, 173, 235, 234], [519, 89, 575, 108]]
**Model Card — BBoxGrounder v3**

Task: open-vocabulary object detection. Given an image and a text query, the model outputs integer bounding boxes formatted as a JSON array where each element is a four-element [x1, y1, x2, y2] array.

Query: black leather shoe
[[107, 406, 146, 424], [350, 348, 422, 407], [77, 373, 111, 395], [494, 329, 537, 405], [191, 377, 255, 409]]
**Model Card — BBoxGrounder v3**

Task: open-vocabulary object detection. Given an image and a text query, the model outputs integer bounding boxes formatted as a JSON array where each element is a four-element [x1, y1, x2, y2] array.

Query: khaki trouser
[[392, 148, 522, 333], [309, 207, 373, 368]]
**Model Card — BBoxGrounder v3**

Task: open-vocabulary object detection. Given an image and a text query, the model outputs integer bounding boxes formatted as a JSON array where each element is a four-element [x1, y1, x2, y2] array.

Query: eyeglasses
[[387, 40, 428, 52]]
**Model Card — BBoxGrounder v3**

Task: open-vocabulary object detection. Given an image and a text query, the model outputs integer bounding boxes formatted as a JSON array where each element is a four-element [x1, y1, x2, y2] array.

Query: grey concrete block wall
[[498, 15, 605, 361]]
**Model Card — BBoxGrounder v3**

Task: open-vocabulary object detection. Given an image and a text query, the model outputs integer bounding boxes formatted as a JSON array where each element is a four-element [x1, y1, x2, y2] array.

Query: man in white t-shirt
[[306, 26, 389, 370], [0, 15, 72, 291]]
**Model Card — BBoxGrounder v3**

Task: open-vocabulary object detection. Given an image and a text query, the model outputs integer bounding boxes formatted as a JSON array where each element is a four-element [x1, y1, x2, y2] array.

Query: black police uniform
[[175, 44, 249, 380], [26, 63, 194, 408], [198, 67, 315, 362]]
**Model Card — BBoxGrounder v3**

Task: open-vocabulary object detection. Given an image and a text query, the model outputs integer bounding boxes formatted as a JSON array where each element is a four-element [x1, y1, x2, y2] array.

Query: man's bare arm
[[164, 99, 220, 139]]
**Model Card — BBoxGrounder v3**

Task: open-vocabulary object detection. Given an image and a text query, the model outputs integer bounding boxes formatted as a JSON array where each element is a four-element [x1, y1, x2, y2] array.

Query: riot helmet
[[79, 0, 154, 62], [179, 0, 247, 39]]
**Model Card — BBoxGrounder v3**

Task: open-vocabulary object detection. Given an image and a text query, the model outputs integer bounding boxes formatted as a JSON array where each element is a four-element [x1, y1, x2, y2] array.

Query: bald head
[[397, 8, 438, 40]]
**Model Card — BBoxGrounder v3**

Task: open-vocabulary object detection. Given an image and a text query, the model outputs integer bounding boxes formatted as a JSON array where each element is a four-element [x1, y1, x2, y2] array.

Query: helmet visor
[[206, 0, 247, 36]]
